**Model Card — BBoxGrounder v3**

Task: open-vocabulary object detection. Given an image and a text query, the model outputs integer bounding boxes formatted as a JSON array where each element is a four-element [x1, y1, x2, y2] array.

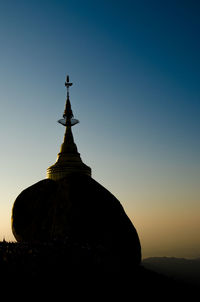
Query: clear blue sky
[[0, 0, 200, 258]]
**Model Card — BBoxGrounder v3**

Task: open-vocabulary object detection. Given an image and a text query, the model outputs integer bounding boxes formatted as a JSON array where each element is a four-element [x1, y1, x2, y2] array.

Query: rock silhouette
[[12, 174, 141, 270]]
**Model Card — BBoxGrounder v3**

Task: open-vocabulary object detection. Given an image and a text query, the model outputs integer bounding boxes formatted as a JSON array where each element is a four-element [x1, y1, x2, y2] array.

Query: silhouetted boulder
[[12, 174, 141, 270]]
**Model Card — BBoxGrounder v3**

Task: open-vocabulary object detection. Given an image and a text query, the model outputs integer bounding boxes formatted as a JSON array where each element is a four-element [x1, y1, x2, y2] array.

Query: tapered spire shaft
[[47, 75, 91, 180]]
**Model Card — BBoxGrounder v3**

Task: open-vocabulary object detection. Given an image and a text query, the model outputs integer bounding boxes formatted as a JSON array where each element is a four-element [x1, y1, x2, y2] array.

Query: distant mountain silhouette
[[143, 257, 200, 287]]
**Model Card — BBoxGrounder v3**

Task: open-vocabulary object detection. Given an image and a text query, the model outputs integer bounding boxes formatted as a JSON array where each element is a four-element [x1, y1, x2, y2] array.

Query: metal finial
[[58, 75, 79, 127], [65, 75, 73, 86], [65, 75, 73, 97]]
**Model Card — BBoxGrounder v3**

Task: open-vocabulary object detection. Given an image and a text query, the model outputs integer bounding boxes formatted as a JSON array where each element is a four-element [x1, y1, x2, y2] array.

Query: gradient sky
[[0, 0, 200, 259]]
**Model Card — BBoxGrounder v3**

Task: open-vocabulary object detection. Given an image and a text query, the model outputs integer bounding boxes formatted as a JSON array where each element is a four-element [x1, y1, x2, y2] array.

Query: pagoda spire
[[58, 75, 79, 127], [63, 75, 73, 122], [46, 75, 91, 180]]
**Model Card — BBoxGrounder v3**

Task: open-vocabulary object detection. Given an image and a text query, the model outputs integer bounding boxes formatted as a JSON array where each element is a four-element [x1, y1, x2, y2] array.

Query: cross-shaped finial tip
[[65, 75, 73, 88]]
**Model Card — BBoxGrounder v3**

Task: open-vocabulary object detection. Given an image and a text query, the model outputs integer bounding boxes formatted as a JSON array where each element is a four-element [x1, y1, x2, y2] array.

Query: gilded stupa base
[[47, 153, 91, 181]]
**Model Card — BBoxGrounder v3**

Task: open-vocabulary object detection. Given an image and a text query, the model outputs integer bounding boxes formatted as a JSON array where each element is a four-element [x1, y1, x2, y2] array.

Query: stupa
[[11, 76, 141, 269], [47, 75, 91, 180]]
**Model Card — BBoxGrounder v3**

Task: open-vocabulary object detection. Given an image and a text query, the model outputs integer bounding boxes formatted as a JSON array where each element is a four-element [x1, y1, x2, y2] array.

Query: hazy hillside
[[142, 257, 200, 287]]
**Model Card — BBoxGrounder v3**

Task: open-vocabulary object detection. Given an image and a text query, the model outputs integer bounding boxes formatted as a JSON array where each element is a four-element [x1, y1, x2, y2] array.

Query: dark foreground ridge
[[0, 241, 198, 299]]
